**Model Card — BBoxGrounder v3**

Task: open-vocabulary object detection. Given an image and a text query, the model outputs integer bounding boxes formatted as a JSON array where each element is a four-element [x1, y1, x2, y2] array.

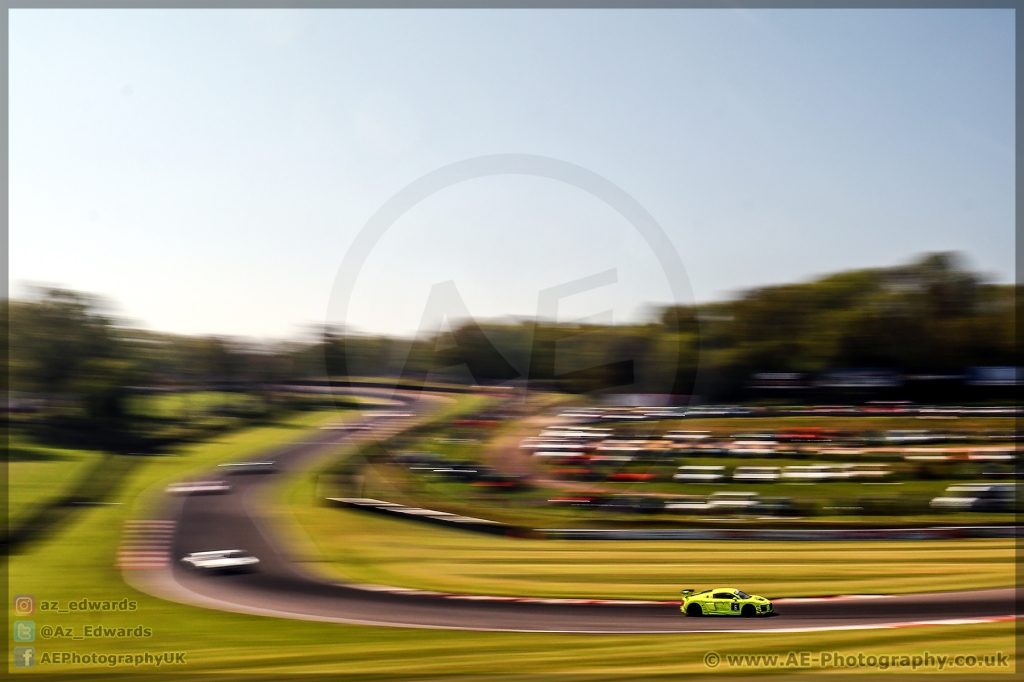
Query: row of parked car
[[930, 483, 1017, 512], [558, 404, 1020, 424], [527, 427, 1018, 469], [548, 482, 1018, 516], [548, 491, 801, 516], [673, 463, 891, 483]]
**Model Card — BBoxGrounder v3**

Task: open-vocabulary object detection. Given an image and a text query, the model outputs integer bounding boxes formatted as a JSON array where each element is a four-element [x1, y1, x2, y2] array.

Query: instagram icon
[[13, 595, 34, 616]]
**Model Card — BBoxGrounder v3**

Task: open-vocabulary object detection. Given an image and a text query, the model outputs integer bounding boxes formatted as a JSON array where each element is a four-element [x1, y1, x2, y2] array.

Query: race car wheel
[[686, 603, 703, 617], [741, 604, 757, 617]]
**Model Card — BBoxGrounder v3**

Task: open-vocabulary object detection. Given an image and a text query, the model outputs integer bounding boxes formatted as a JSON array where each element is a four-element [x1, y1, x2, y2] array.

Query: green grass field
[[8, 435, 106, 526], [278, 472, 1014, 600], [7, 405, 1017, 677]]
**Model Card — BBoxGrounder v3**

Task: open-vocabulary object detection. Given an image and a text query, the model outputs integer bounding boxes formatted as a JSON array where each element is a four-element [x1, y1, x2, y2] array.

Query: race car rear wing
[[680, 589, 695, 596]]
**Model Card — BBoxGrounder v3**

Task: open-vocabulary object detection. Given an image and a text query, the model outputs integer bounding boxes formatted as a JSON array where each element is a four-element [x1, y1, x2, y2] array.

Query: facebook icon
[[13, 647, 34, 668]]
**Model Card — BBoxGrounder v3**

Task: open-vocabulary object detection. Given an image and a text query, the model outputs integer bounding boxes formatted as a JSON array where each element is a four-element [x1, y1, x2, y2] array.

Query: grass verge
[[278, 472, 1014, 600]]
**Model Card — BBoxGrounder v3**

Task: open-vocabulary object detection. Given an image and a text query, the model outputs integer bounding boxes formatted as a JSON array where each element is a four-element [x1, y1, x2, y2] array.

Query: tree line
[[6, 253, 1016, 423], [327, 252, 1015, 400]]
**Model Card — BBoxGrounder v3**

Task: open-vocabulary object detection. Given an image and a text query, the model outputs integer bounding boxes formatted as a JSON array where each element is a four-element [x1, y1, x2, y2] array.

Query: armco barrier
[[327, 498, 1018, 541], [326, 498, 538, 537], [540, 526, 1018, 541]]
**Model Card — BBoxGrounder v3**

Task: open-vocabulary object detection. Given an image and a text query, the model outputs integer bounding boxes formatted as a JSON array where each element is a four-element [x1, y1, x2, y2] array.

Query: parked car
[[930, 483, 1016, 512], [607, 472, 657, 482], [732, 466, 780, 483], [674, 465, 726, 483], [706, 491, 760, 513], [781, 465, 842, 482], [664, 495, 710, 512]]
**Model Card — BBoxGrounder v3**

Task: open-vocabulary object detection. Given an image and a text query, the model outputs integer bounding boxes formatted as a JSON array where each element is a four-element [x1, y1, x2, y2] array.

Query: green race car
[[680, 587, 773, 617]]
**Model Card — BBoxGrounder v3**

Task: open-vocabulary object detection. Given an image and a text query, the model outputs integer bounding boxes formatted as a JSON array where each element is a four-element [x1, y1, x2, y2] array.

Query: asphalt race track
[[126, 390, 1018, 634]]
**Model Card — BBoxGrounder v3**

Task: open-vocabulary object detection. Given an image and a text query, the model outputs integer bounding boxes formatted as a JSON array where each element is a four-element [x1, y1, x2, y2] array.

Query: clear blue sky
[[10, 9, 1015, 339]]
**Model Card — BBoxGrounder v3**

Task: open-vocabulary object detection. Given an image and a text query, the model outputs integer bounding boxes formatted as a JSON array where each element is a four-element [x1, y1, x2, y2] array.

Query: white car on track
[[165, 480, 232, 495], [181, 550, 260, 572], [217, 461, 277, 474]]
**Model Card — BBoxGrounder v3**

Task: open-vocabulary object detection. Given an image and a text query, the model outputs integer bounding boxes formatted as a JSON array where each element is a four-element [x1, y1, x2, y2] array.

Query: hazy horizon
[[9, 248, 1007, 345]]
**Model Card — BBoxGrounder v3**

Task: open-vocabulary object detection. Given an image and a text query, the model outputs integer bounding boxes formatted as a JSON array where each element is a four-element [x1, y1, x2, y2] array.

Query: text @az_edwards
[[40, 624, 153, 639]]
